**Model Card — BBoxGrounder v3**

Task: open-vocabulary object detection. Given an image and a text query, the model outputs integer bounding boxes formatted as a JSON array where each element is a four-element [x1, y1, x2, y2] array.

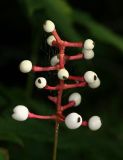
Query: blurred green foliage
[[0, 0, 123, 160]]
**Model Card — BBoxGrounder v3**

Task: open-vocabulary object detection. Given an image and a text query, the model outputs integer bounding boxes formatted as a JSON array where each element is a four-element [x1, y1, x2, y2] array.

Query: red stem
[[69, 75, 85, 81], [59, 47, 65, 68], [41, 26, 87, 160], [48, 96, 58, 104], [52, 37, 66, 160], [52, 41, 58, 46], [45, 81, 87, 91], [57, 80, 64, 111], [65, 54, 83, 61], [82, 121, 88, 126], [63, 82, 87, 89], [45, 85, 59, 90], [28, 113, 56, 120], [52, 30, 61, 42], [63, 41, 83, 48], [32, 65, 60, 72], [61, 101, 75, 111]]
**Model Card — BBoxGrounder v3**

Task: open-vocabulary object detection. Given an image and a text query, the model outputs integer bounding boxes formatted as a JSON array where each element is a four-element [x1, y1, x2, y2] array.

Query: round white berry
[[68, 92, 81, 106], [84, 71, 97, 84], [43, 20, 55, 33], [19, 60, 32, 73], [50, 55, 59, 66], [88, 78, 101, 89], [88, 116, 102, 131], [12, 105, 29, 121], [47, 35, 56, 46], [57, 68, 69, 80], [84, 39, 94, 50], [82, 49, 94, 60], [35, 77, 47, 89], [65, 112, 82, 129]]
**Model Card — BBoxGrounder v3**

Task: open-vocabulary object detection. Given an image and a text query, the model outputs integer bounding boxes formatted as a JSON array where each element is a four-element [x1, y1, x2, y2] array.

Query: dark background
[[0, 0, 123, 159]]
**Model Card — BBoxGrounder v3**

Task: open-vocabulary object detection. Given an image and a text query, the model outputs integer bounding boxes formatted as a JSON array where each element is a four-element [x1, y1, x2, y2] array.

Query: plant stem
[[53, 121, 59, 160]]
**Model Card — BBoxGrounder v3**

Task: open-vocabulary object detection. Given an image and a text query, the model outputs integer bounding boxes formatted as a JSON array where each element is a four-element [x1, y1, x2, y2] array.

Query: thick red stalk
[[28, 113, 56, 120], [52, 29, 61, 42], [45, 82, 87, 91], [45, 85, 59, 90], [63, 82, 87, 89], [32, 65, 60, 72], [69, 75, 85, 81], [61, 101, 75, 111], [63, 41, 83, 47], [82, 121, 88, 126], [48, 96, 57, 104], [52, 30, 66, 160], [31, 28, 87, 160], [65, 53, 84, 61]]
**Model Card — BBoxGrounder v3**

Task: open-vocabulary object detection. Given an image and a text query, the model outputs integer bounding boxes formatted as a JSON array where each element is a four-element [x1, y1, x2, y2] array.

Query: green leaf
[[19, 0, 81, 40], [0, 133, 24, 147], [74, 11, 123, 52], [0, 85, 55, 143], [0, 148, 9, 160], [19, 0, 123, 53]]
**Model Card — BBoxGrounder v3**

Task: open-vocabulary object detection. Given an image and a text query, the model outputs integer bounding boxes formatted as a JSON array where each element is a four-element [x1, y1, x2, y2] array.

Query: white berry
[[68, 92, 81, 106], [50, 55, 59, 66], [12, 105, 29, 121], [35, 77, 47, 89], [47, 35, 56, 46], [43, 20, 55, 33], [88, 116, 102, 131], [57, 68, 69, 80], [84, 71, 97, 84], [84, 39, 94, 50], [82, 49, 94, 60], [65, 112, 82, 129], [88, 78, 101, 89], [19, 60, 32, 73]]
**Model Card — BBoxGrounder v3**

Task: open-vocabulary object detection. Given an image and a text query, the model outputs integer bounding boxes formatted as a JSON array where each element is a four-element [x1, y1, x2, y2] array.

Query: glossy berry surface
[[65, 113, 82, 129], [35, 77, 47, 89]]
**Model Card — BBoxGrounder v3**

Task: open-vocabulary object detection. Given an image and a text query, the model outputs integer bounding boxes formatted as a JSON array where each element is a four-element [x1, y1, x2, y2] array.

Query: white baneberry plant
[[12, 20, 102, 160]]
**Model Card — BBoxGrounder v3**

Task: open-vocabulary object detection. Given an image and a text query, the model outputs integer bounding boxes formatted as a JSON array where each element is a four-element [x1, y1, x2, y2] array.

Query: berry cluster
[[12, 20, 102, 131]]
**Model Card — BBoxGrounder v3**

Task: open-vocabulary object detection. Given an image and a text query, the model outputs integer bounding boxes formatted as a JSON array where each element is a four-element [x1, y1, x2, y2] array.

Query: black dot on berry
[[38, 79, 41, 83], [94, 75, 97, 80], [77, 117, 81, 123], [63, 76, 67, 80]]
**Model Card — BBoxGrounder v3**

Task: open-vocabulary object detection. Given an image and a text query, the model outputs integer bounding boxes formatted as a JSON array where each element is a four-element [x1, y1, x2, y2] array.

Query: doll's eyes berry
[[82, 49, 94, 60], [19, 60, 32, 73], [88, 78, 101, 89], [68, 92, 82, 106], [50, 55, 59, 66], [12, 105, 29, 121], [84, 71, 100, 88], [43, 20, 55, 33], [65, 113, 82, 129], [88, 116, 102, 131], [35, 77, 47, 89], [57, 68, 69, 80], [84, 39, 94, 50], [84, 71, 97, 84], [12, 20, 102, 160], [47, 35, 56, 46]]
